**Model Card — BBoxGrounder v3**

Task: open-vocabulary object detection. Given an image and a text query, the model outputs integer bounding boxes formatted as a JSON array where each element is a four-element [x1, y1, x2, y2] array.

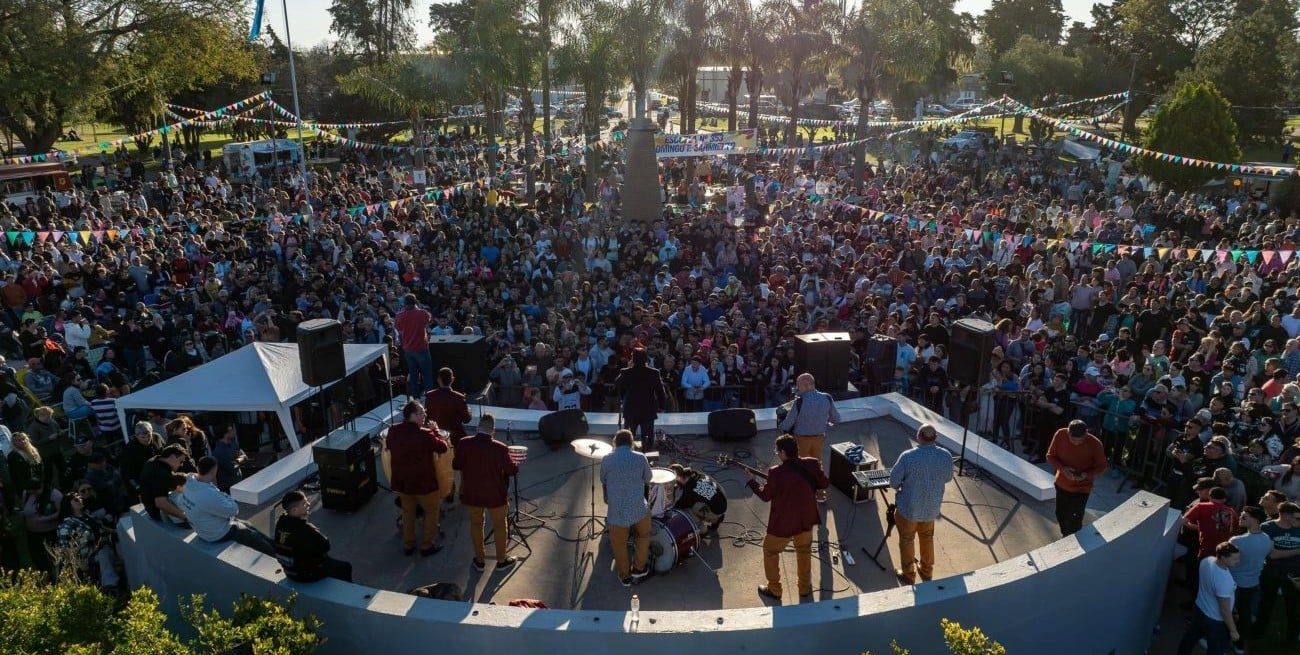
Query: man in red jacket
[[1046, 419, 1108, 537], [427, 367, 471, 503], [383, 400, 449, 557], [453, 413, 520, 572], [746, 434, 829, 602]]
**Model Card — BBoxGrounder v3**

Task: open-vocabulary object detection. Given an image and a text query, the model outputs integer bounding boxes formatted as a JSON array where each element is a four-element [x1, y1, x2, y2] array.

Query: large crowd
[[0, 118, 1297, 637]]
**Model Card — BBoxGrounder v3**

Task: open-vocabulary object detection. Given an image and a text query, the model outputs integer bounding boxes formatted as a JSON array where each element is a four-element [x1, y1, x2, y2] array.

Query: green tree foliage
[[618, 0, 671, 123], [864, 619, 1007, 655], [1178, 3, 1298, 143], [554, 1, 627, 192], [1142, 81, 1242, 190], [978, 0, 1065, 58], [762, 0, 840, 144], [329, 0, 414, 65], [0, 0, 251, 153]]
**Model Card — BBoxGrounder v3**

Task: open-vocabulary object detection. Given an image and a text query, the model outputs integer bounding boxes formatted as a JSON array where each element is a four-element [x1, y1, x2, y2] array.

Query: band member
[[615, 348, 668, 452], [889, 423, 953, 585], [600, 429, 652, 586], [747, 434, 829, 601], [274, 490, 353, 582], [382, 400, 448, 556], [426, 367, 471, 445], [669, 463, 727, 532], [1046, 419, 1108, 537], [453, 414, 520, 572], [778, 373, 840, 503]]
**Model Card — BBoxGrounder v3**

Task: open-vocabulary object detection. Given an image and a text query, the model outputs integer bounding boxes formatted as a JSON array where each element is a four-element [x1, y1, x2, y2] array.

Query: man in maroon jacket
[[427, 367, 471, 504], [746, 433, 830, 602], [383, 400, 449, 556], [453, 413, 520, 572]]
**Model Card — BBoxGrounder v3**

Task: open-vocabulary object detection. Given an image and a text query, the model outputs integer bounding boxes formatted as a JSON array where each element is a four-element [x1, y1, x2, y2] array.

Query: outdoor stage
[[240, 417, 1078, 611]]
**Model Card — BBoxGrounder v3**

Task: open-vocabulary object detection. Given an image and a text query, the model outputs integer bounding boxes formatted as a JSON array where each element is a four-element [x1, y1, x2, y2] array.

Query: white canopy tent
[[114, 342, 389, 450]]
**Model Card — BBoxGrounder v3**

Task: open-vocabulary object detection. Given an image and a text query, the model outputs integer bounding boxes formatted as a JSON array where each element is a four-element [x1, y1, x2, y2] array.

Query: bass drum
[[646, 508, 700, 574]]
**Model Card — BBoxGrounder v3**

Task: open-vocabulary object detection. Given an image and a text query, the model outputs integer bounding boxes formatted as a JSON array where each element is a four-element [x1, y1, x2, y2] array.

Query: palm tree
[[553, 2, 627, 195], [835, 0, 939, 183], [763, 0, 839, 145], [713, 0, 757, 132], [337, 53, 460, 176], [617, 0, 670, 122], [662, 0, 713, 134], [742, 6, 777, 131]]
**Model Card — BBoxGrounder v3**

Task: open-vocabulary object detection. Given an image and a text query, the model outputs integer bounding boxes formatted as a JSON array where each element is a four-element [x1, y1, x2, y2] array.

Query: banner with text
[[655, 129, 755, 158]]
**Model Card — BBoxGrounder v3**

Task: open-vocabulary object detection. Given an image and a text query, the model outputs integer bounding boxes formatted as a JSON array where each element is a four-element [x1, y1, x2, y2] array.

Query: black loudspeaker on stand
[[793, 332, 851, 391], [708, 408, 757, 441], [313, 429, 377, 512], [538, 409, 588, 447], [298, 319, 346, 386]]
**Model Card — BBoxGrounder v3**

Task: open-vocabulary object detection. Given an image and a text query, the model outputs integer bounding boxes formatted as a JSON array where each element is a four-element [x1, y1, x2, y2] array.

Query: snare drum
[[507, 445, 528, 465], [645, 508, 700, 574], [648, 467, 676, 518]]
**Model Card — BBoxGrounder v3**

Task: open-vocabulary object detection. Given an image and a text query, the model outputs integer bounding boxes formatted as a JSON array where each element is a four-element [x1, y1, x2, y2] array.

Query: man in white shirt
[[178, 456, 277, 556], [680, 358, 711, 412], [1175, 541, 1241, 655]]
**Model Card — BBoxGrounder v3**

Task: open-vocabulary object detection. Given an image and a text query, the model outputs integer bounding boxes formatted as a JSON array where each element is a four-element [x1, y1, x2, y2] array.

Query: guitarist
[[746, 434, 829, 602], [888, 423, 953, 585]]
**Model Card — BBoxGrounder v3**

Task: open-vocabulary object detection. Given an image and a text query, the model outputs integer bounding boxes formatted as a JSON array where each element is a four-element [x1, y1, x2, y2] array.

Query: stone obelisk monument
[[621, 116, 662, 223]]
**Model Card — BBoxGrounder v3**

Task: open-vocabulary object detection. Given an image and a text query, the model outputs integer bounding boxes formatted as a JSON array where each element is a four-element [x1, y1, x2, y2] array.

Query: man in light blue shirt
[[600, 430, 652, 586], [779, 373, 841, 502], [889, 423, 953, 584]]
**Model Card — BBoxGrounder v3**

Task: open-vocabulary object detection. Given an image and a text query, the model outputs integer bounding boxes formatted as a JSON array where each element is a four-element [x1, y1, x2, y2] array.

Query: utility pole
[[1124, 53, 1138, 142]]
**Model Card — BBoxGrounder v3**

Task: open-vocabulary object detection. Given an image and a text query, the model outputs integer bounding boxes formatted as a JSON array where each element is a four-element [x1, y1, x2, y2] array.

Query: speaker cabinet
[[538, 408, 588, 446], [312, 429, 376, 511], [862, 334, 898, 391], [298, 319, 346, 386], [949, 318, 996, 386], [428, 334, 489, 394], [708, 408, 757, 441], [828, 441, 879, 504], [793, 332, 851, 391]]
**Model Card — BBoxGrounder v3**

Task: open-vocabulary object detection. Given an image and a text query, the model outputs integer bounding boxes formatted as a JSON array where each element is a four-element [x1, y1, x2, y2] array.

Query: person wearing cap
[[394, 293, 433, 397], [1257, 501, 1300, 643], [552, 367, 591, 411], [274, 490, 352, 582], [1046, 419, 1108, 537]]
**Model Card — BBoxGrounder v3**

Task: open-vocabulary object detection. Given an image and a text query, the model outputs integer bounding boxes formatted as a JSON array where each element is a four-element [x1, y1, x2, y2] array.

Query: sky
[[269, 0, 1108, 49]]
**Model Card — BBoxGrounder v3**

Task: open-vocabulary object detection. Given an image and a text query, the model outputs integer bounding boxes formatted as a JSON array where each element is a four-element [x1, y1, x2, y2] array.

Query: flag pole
[[280, 0, 309, 184]]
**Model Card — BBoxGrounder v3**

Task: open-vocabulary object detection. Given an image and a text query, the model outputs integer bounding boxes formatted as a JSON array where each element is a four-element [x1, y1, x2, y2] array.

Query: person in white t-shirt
[[1175, 541, 1241, 655]]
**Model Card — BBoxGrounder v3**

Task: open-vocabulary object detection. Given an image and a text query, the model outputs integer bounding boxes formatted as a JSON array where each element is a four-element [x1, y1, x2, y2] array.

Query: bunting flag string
[[0, 91, 272, 165]]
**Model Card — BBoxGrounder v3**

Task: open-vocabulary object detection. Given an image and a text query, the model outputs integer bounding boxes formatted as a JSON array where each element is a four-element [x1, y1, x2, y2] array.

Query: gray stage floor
[[242, 418, 1078, 611]]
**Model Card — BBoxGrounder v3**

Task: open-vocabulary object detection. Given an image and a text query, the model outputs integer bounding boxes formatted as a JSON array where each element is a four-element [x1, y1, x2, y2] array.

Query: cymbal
[[650, 468, 676, 484], [572, 438, 613, 459]]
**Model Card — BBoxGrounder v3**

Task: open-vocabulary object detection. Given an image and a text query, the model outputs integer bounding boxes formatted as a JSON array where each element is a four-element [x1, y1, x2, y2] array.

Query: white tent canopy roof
[[114, 342, 387, 449]]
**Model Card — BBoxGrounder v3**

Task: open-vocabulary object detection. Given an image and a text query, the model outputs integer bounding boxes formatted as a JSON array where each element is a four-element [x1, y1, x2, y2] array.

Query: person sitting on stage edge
[[670, 463, 727, 533], [747, 433, 829, 601], [600, 429, 652, 586], [615, 347, 668, 452], [383, 400, 449, 556], [178, 455, 277, 556], [1046, 419, 1108, 537], [889, 423, 953, 585], [453, 413, 520, 572], [274, 490, 353, 583], [778, 373, 840, 503], [137, 444, 189, 524]]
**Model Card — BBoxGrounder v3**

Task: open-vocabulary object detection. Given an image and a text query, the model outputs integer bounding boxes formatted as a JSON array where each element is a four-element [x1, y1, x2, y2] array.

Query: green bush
[[865, 619, 1007, 655]]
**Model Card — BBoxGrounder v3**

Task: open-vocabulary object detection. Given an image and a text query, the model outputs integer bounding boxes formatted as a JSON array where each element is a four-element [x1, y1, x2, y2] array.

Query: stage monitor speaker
[[793, 332, 851, 391], [862, 334, 898, 391], [708, 408, 757, 441], [312, 429, 376, 511], [949, 318, 996, 386], [428, 334, 489, 394], [538, 408, 588, 447], [298, 319, 346, 386], [828, 441, 879, 504]]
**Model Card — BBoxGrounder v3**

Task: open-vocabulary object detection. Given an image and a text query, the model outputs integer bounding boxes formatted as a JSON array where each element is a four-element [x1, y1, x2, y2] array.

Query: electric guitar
[[716, 454, 768, 479]]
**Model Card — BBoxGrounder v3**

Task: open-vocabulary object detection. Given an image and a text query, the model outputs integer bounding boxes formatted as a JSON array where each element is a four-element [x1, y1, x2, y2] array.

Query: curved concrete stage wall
[[118, 491, 1178, 655]]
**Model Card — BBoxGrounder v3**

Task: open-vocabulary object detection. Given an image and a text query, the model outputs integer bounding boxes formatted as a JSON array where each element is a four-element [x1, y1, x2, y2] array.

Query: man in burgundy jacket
[[746, 433, 830, 601], [427, 367, 471, 503], [383, 400, 449, 556], [453, 413, 520, 571]]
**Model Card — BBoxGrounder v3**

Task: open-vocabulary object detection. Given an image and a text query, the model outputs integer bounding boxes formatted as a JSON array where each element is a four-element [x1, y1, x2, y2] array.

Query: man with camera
[[552, 368, 591, 411]]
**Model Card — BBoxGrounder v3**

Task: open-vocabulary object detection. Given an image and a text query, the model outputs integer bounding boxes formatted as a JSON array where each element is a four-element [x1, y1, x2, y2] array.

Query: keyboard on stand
[[853, 467, 893, 490]]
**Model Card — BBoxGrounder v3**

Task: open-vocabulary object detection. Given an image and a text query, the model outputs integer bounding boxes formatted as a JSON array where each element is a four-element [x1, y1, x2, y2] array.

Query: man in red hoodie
[[1046, 419, 1108, 537]]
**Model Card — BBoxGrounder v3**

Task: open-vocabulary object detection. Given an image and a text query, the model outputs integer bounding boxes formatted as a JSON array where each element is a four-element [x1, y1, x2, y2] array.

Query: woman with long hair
[[55, 491, 119, 588], [7, 431, 42, 492]]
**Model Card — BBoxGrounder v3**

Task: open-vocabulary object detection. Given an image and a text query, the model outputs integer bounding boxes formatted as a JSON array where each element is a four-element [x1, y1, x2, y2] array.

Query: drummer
[[670, 464, 728, 534]]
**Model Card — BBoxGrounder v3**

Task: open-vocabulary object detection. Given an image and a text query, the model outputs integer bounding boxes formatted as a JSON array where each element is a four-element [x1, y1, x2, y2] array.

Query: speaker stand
[[952, 358, 1014, 498]]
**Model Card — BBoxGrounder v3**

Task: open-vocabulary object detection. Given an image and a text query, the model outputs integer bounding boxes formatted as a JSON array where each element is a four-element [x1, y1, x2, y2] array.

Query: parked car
[[949, 98, 983, 111], [925, 104, 954, 116], [944, 129, 989, 150]]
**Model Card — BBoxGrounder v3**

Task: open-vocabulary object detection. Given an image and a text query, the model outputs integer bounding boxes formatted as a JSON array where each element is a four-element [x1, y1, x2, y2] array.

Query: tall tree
[[329, 0, 415, 65], [663, 0, 713, 134], [713, 0, 757, 132], [836, 0, 938, 184], [0, 0, 248, 154], [337, 53, 461, 171], [553, 1, 626, 195], [988, 36, 1084, 140], [616, 0, 671, 122], [978, 0, 1065, 58], [1141, 81, 1241, 190], [763, 0, 839, 145]]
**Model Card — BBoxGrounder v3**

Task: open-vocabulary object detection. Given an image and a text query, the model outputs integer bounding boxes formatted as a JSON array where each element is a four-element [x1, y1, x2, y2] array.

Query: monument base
[[621, 117, 661, 223]]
